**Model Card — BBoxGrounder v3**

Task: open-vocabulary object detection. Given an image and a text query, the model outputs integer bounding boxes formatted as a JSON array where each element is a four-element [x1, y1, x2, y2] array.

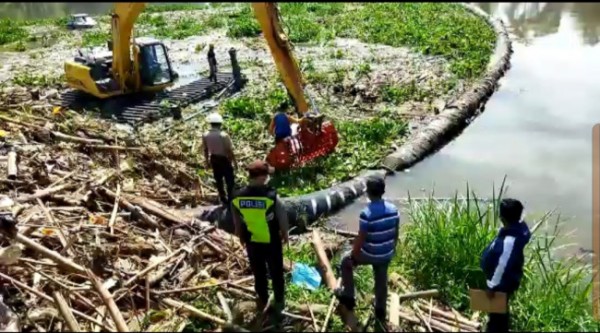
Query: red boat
[[267, 120, 339, 170]]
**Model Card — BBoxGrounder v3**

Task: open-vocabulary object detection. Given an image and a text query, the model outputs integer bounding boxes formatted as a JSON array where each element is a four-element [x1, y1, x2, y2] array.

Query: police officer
[[231, 159, 289, 324], [202, 113, 236, 205]]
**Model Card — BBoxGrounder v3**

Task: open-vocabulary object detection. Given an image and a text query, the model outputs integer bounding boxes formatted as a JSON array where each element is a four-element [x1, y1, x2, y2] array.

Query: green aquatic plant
[[226, 7, 261, 38], [81, 30, 110, 47], [0, 19, 28, 46], [225, 3, 495, 79], [395, 181, 600, 331]]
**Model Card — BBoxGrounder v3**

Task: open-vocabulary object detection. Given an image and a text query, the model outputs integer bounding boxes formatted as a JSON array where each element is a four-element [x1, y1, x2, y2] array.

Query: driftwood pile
[[0, 105, 482, 331]]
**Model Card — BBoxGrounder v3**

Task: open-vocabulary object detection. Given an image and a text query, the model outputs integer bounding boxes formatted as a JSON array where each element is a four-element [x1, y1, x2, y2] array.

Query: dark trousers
[[340, 250, 389, 321], [486, 295, 510, 332], [209, 64, 217, 83], [210, 155, 235, 205], [246, 241, 285, 306]]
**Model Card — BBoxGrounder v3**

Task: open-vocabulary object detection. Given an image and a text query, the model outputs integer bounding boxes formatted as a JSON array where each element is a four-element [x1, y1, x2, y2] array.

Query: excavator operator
[[268, 101, 302, 144]]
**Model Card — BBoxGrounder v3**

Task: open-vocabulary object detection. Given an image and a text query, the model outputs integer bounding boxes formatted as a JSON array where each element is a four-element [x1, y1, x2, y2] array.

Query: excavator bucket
[[267, 121, 339, 170]]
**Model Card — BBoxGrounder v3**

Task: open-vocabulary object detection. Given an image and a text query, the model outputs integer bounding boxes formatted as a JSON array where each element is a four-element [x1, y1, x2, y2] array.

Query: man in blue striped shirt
[[335, 175, 400, 330]]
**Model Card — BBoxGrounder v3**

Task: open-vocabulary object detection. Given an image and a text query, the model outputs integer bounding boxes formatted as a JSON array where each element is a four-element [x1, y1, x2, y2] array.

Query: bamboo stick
[[10, 233, 86, 273], [311, 229, 358, 331], [399, 289, 439, 301], [108, 184, 121, 235], [0, 272, 115, 331], [7, 151, 17, 180], [87, 270, 129, 332], [216, 292, 232, 322], [52, 290, 81, 332], [97, 187, 159, 229], [124, 249, 183, 287], [389, 292, 400, 327], [15, 183, 76, 203]]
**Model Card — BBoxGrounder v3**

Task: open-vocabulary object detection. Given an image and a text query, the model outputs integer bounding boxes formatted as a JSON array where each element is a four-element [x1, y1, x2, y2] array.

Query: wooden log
[[417, 303, 480, 329], [7, 151, 17, 180], [87, 270, 129, 332], [324, 226, 358, 238], [10, 233, 86, 274], [287, 302, 329, 315], [51, 131, 104, 145], [162, 297, 226, 325], [14, 183, 76, 203], [52, 291, 81, 332], [389, 293, 400, 327], [97, 187, 159, 229], [124, 249, 183, 287], [399, 289, 439, 302], [125, 194, 188, 225], [311, 229, 358, 331], [307, 302, 318, 331], [321, 285, 338, 332], [86, 145, 142, 151], [108, 184, 121, 235], [412, 304, 433, 332], [217, 292, 233, 322], [0, 273, 115, 332], [431, 314, 478, 332], [37, 198, 73, 256]]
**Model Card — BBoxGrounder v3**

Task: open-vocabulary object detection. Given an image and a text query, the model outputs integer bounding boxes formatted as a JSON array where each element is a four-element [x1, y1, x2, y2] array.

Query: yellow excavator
[[64, 3, 312, 109], [62, 2, 338, 168]]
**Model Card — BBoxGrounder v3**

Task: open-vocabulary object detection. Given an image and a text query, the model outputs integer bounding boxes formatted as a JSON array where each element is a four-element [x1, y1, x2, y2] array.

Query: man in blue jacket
[[480, 198, 531, 332]]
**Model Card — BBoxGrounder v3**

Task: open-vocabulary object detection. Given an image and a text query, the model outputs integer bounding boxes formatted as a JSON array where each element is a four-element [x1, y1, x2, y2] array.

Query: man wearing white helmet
[[202, 112, 237, 205]]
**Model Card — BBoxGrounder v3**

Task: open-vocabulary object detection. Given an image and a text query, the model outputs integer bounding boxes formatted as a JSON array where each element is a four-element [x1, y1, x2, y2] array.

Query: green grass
[[394, 182, 600, 331]]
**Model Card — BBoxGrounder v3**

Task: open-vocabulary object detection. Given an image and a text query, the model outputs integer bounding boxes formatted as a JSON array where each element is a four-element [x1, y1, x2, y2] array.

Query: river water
[[1, 3, 598, 250], [334, 3, 600, 252]]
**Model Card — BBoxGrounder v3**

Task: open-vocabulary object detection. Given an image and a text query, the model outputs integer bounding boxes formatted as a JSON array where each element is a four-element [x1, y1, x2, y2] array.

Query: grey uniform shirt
[[203, 128, 233, 158]]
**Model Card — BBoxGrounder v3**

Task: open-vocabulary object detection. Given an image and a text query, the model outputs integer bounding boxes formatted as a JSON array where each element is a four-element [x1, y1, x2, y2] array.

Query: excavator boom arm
[[251, 3, 310, 114], [111, 2, 146, 91]]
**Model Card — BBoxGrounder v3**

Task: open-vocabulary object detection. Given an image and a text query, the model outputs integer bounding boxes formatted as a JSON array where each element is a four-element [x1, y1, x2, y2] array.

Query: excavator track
[[58, 72, 241, 124]]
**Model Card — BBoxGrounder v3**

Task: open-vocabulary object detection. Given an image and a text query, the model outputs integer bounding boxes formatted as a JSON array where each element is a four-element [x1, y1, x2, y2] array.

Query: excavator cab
[[136, 38, 178, 87]]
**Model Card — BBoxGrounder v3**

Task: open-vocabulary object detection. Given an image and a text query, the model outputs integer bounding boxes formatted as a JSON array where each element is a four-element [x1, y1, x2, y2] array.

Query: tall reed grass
[[394, 180, 599, 331]]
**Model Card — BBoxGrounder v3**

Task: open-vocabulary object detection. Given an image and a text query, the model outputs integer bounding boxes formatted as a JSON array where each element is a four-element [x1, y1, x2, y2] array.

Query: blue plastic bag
[[291, 263, 322, 291]]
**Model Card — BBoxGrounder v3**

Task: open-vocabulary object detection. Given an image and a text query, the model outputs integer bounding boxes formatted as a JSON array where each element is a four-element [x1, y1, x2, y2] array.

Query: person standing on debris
[[231, 160, 289, 325], [334, 175, 400, 331], [480, 198, 531, 332], [202, 112, 236, 206], [269, 101, 301, 144], [207, 44, 218, 83]]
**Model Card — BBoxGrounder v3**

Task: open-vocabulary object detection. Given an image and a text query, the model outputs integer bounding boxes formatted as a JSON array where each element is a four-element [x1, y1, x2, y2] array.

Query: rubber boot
[[374, 306, 387, 332], [333, 288, 356, 311], [255, 298, 268, 313], [271, 301, 284, 330]]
